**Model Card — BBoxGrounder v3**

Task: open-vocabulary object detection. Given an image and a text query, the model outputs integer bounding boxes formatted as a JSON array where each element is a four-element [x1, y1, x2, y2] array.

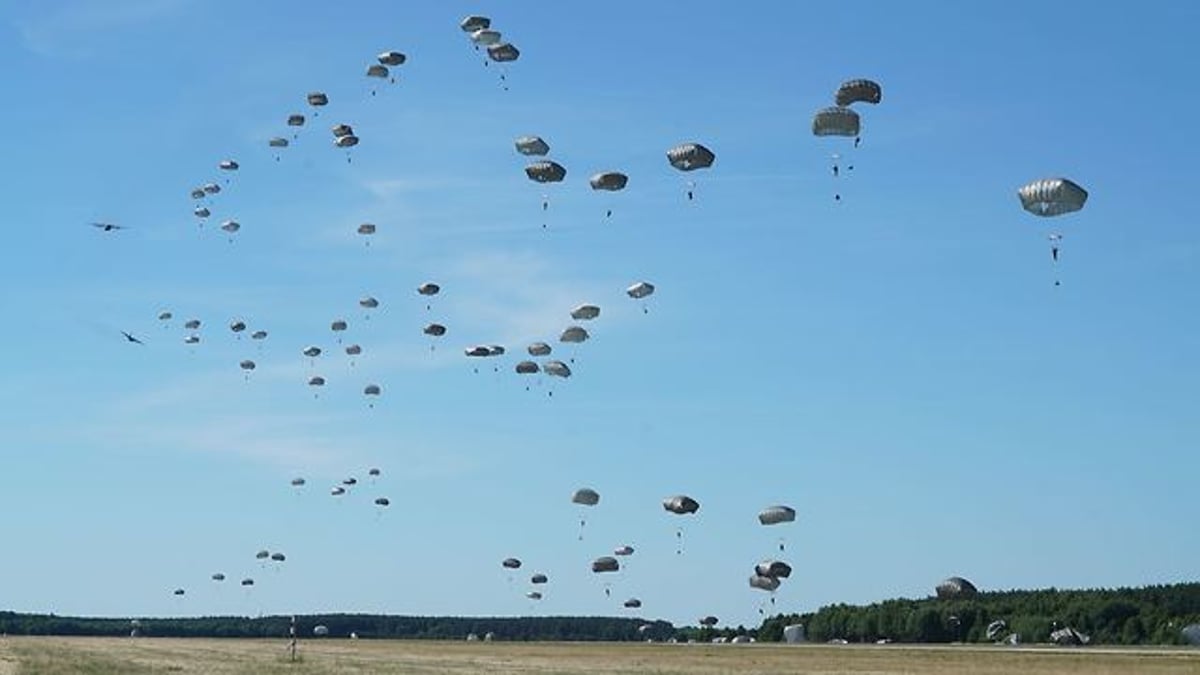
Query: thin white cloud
[[17, 0, 191, 58]]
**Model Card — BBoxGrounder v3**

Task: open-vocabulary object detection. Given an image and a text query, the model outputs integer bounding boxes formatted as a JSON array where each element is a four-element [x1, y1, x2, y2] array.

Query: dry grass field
[[0, 637, 1197, 675]]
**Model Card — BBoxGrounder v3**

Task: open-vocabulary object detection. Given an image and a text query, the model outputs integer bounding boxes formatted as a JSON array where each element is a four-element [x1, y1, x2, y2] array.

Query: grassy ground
[[0, 637, 1197, 675]]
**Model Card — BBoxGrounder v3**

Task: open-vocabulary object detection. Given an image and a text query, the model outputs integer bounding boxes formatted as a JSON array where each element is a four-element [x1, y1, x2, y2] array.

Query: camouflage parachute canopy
[[662, 495, 700, 515], [835, 79, 882, 106], [667, 143, 715, 171], [589, 172, 628, 191], [812, 106, 860, 137], [525, 160, 566, 183], [572, 487, 600, 506], [1017, 177, 1088, 217]]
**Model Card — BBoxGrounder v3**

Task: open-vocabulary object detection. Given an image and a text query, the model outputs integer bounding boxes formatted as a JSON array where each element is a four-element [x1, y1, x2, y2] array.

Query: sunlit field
[[1, 637, 1197, 675]]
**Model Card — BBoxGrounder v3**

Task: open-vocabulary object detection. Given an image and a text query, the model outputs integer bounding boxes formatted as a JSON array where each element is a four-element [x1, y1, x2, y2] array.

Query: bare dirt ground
[[0, 636, 1197, 675]]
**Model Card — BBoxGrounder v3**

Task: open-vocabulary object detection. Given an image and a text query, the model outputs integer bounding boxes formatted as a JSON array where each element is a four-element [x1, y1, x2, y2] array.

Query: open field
[[0, 638, 1198, 675]]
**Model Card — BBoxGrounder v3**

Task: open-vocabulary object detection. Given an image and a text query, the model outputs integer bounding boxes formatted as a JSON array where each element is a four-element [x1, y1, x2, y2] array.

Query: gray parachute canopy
[[589, 172, 628, 191], [526, 591, 543, 600], [331, 486, 346, 496], [368, 468, 380, 477], [358, 223, 376, 235], [626, 281, 655, 299], [591, 556, 620, 573], [303, 346, 321, 357], [308, 376, 326, 387], [758, 505, 796, 525], [423, 323, 446, 337], [812, 106, 860, 137], [184, 335, 200, 345], [366, 64, 389, 79], [251, 330, 268, 340], [343, 477, 358, 486], [239, 360, 256, 371], [667, 143, 715, 171], [269, 137, 289, 148], [184, 319, 201, 330], [662, 495, 700, 515], [173, 588, 185, 595], [525, 161, 566, 183], [287, 114, 306, 127], [528, 342, 552, 356], [344, 344, 362, 357], [460, 15, 490, 32], [749, 574, 781, 592], [335, 135, 359, 148], [560, 326, 589, 343], [417, 282, 440, 296], [835, 79, 882, 106], [531, 573, 548, 584], [363, 384, 381, 396], [241, 578, 254, 586], [290, 477, 306, 486], [465, 346, 491, 357], [488, 43, 519, 63], [624, 598, 642, 608], [1017, 178, 1088, 217], [502, 557, 522, 569], [212, 573, 225, 581], [270, 552, 285, 562], [219, 159, 239, 171], [514, 135, 550, 156], [515, 360, 539, 374], [332, 123, 354, 138], [755, 560, 792, 579], [158, 311, 173, 321], [572, 487, 600, 506], [614, 545, 634, 556], [543, 360, 571, 378], [936, 576, 978, 599], [486, 345, 505, 356], [203, 182, 221, 194], [220, 220, 240, 234], [255, 550, 270, 560], [986, 620, 1008, 641], [374, 497, 390, 507], [307, 92, 328, 107], [331, 319, 348, 332], [359, 296, 379, 309], [471, 29, 502, 46], [700, 616, 719, 627], [570, 304, 600, 320], [190, 188, 205, 199], [377, 51, 406, 66], [194, 207, 211, 218]]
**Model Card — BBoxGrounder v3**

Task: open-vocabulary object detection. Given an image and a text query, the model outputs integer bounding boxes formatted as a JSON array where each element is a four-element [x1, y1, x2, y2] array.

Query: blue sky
[[0, 0, 1197, 629]]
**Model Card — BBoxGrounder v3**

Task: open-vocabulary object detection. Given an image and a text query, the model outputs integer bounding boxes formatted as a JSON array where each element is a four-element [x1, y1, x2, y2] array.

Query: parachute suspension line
[[675, 527, 683, 556], [578, 518, 586, 542]]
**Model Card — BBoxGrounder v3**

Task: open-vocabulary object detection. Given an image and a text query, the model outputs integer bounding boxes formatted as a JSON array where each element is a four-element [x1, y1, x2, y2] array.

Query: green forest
[[3, 583, 1198, 644]]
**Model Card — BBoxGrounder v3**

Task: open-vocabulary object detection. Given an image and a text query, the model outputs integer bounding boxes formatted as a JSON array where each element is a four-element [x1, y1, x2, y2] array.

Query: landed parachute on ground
[[835, 79, 882, 106]]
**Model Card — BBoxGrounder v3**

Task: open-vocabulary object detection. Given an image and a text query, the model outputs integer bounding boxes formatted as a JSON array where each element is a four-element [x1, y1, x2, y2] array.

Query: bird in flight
[[90, 222, 126, 232], [121, 331, 145, 345]]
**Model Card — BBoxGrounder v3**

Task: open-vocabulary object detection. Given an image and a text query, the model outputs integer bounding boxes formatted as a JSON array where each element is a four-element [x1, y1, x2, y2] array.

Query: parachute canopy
[[307, 92, 328, 107], [758, 505, 796, 526], [219, 159, 239, 171], [303, 346, 322, 357], [835, 79, 882, 106], [287, 114, 306, 127], [357, 223, 377, 235], [335, 135, 359, 148], [366, 64, 389, 79], [515, 360, 539, 374], [526, 591, 543, 600], [528, 342, 552, 356], [663, 495, 700, 515], [525, 161, 566, 183], [589, 172, 628, 191], [308, 376, 326, 387], [471, 29, 502, 46], [359, 296, 379, 309], [488, 43, 519, 63], [667, 143, 715, 171], [363, 384, 381, 396], [345, 344, 363, 356], [212, 573, 225, 581], [572, 488, 600, 506], [313, 625, 329, 636], [1017, 178, 1088, 217], [332, 124, 354, 138], [502, 558, 522, 569], [239, 360, 256, 371], [374, 497, 390, 507], [570, 304, 600, 321], [755, 560, 793, 579], [423, 323, 447, 337], [270, 552, 286, 562], [591, 556, 620, 573], [749, 575, 781, 592], [515, 136, 549, 156], [543, 360, 571, 378], [269, 137, 289, 148], [560, 326, 589, 343], [377, 51, 406, 66], [251, 330, 268, 340], [290, 477, 306, 487], [460, 15, 490, 32], [614, 545, 634, 556], [700, 616, 719, 627], [624, 598, 642, 609], [627, 282, 655, 299], [530, 573, 548, 584], [936, 576, 978, 599], [417, 282, 440, 296], [812, 106, 860, 137]]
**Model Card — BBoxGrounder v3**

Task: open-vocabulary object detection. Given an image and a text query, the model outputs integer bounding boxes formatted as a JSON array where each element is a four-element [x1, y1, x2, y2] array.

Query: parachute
[[460, 15, 491, 32], [268, 137, 289, 148], [364, 383, 382, 396], [374, 497, 390, 507], [614, 545, 634, 556], [359, 296, 379, 310], [378, 51, 406, 66], [667, 143, 715, 171], [835, 79, 882, 106], [758, 505, 796, 525], [366, 64, 389, 79], [194, 207, 211, 219], [303, 346, 322, 358], [343, 477, 358, 486], [211, 573, 225, 581], [417, 282, 441, 296], [749, 575, 781, 592], [1018, 178, 1088, 217], [465, 346, 492, 357], [530, 573, 548, 584], [331, 486, 346, 496], [591, 556, 620, 573], [526, 591, 543, 600], [313, 625, 329, 636], [290, 477, 306, 487], [184, 335, 200, 345], [525, 161, 566, 183], [486, 345, 505, 356], [184, 319, 201, 330], [487, 43, 519, 63], [502, 558, 522, 569], [358, 223, 376, 235], [202, 183, 221, 195], [624, 598, 642, 609], [812, 106, 860, 137], [663, 495, 700, 515], [471, 29, 502, 47], [699, 616, 719, 627], [190, 188, 205, 199], [255, 550, 270, 560], [986, 620, 1008, 641], [307, 375, 326, 387], [332, 123, 354, 138], [543, 360, 571, 378], [251, 330, 268, 340], [239, 359, 256, 372], [528, 342, 552, 357], [570, 305, 600, 321], [219, 159, 239, 171], [515, 360, 539, 374], [287, 114, 305, 128], [270, 552, 286, 562], [572, 488, 600, 506], [936, 576, 978, 599], [173, 589, 185, 596], [755, 560, 792, 579], [559, 326, 589, 343], [589, 172, 628, 191], [368, 468, 381, 477], [158, 311, 173, 321], [241, 578, 254, 587], [423, 323, 447, 337], [307, 92, 328, 108], [514, 136, 550, 156]]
